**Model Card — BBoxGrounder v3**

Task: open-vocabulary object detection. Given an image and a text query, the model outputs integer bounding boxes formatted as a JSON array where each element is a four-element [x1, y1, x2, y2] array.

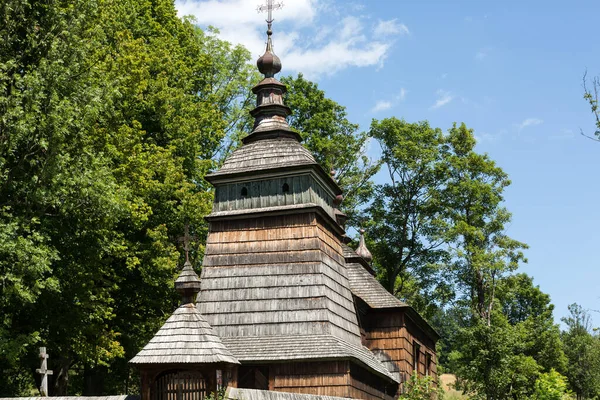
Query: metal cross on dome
[[257, 0, 284, 31]]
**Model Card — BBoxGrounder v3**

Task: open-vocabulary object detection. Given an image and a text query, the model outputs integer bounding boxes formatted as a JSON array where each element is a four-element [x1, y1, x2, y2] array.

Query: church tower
[[197, 8, 399, 400]]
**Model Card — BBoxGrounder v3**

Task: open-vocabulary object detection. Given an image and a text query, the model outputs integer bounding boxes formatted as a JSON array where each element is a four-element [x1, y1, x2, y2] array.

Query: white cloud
[[176, 0, 397, 78], [397, 88, 407, 101], [431, 89, 454, 109], [371, 100, 393, 113], [373, 19, 410, 37], [517, 118, 544, 130]]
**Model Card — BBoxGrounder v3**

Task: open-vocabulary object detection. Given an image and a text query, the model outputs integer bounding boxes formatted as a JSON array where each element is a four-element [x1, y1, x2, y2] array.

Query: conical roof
[[130, 258, 239, 365], [130, 303, 240, 365]]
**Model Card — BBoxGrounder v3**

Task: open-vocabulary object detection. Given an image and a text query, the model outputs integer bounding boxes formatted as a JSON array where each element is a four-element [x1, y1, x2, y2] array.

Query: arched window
[[152, 370, 206, 400], [241, 187, 248, 197], [282, 183, 290, 193]]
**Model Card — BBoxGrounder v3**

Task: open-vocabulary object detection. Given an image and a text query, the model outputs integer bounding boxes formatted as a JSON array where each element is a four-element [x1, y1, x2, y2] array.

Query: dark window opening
[[238, 366, 269, 390], [425, 353, 432, 376], [413, 341, 421, 375], [241, 187, 248, 197], [282, 183, 290, 193]]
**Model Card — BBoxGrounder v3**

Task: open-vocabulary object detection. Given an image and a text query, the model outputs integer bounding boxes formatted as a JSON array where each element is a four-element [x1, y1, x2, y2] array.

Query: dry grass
[[440, 374, 468, 400]]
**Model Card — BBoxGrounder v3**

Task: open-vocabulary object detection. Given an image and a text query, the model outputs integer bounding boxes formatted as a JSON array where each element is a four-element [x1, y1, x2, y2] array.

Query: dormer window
[[241, 187, 248, 197], [282, 183, 290, 193]]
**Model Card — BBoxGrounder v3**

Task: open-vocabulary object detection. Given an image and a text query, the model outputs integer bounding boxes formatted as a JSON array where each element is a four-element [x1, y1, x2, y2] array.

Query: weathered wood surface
[[270, 361, 350, 398], [220, 335, 396, 383], [207, 139, 316, 178], [346, 261, 407, 309], [364, 311, 438, 385], [130, 304, 239, 365], [36, 347, 53, 397], [225, 387, 350, 400], [213, 175, 334, 219], [199, 213, 362, 347], [0, 398, 139, 400]]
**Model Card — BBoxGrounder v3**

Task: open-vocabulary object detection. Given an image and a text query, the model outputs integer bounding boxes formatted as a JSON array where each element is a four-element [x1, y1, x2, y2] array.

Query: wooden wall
[[199, 212, 362, 345], [212, 174, 335, 218], [363, 310, 438, 391], [237, 361, 396, 400]]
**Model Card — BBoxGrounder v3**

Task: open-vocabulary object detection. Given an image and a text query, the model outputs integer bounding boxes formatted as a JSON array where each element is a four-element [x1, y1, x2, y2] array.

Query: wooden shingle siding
[[363, 311, 438, 389], [199, 213, 363, 347], [206, 139, 317, 178], [130, 304, 239, 365]]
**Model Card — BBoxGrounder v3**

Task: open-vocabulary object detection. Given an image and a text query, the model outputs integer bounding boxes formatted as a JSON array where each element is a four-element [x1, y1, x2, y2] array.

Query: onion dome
[[257, 34, 281, 78], [355, 229, 373, 263]]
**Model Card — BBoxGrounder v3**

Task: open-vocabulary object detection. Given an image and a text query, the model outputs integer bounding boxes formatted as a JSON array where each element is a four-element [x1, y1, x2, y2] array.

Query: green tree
[[496, 274, 567, 373], [0, 0, 255, 394], [282, 74, 380, 224], [365, 118, 450, 318], [561, 304, 600, 400], [440, 122, 527, 324], [533, 369, 571, 400], [449, 309, 543, 399]]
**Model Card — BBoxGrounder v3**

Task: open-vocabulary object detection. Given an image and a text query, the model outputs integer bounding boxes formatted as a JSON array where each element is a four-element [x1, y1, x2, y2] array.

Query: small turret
[[355, 229, 373, 264]]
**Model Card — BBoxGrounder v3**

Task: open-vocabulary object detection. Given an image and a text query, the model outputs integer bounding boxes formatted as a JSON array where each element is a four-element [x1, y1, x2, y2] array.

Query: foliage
[[440, 122, 528, 324], [0, 0, 254, 395], [582, 72, 600, 140], [448, 309, 543, 399], [282, 74, 380, 225], [532, 369, 571, 400], [399, 373, 443, 400], [561, 304, 600, 399], [366, 118, 450, 318]]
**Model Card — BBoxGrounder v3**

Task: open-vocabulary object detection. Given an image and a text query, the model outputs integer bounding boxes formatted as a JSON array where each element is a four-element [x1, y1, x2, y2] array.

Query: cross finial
[[178, 224, 196, 263], [257, 0, 284, 35]]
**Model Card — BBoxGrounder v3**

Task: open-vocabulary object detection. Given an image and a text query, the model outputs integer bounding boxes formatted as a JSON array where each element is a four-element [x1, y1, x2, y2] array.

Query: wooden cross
[[177, 224, 197, 263], [36, 347, 53, 397], [257, 0, 284, 30]]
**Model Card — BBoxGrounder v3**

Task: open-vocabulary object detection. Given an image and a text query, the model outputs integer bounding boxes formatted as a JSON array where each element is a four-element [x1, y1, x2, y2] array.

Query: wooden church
[[130, 10, 439, 400]]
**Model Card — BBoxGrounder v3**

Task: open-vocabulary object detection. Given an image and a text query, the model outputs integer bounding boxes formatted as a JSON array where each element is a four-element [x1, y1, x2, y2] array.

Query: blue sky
[[176, 0, 600, 327]]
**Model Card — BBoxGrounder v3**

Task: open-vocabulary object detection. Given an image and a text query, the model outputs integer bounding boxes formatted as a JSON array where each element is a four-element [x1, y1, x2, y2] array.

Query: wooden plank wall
[[363, 310, 438, 390], [213, 174, 334, 218], [270, 361, 351, 398], [270, 361, 395, 400], [348, 364, 397, 400]]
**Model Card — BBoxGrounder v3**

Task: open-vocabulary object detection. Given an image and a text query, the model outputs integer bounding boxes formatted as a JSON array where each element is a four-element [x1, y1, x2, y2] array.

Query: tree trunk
[[52, 358, 71, 395]]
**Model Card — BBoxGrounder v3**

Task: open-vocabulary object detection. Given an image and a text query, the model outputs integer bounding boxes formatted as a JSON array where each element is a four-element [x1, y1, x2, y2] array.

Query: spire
[[175, 260, 201, 305], [245, 0, 298, 144], [355, 229, 373, 264]]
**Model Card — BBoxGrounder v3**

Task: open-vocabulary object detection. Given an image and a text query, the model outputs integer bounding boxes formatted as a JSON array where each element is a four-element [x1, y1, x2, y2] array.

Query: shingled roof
[[131, 260, 239, 365], [130, 303, 240, 365], [343, 245, 408, 309], [221, 334, 398, 383], [206, 138, 317, 179]]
